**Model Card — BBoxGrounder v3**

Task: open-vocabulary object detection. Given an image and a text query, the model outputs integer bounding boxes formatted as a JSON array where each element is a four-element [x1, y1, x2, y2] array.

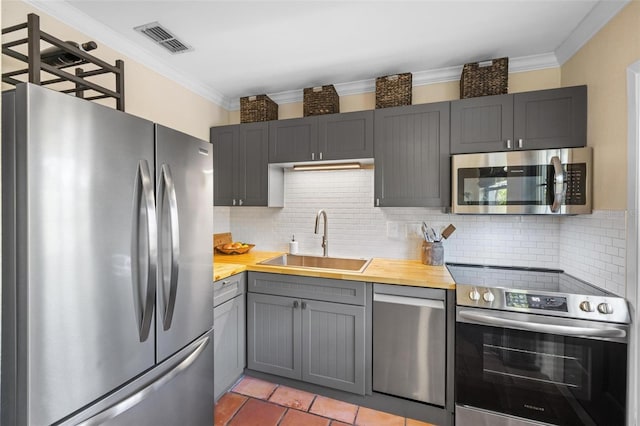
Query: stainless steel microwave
[[452, 147, 592, 214]]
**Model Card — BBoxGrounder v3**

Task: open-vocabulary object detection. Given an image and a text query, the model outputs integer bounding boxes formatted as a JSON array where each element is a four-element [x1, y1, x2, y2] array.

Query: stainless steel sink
[[258, 254, 371, 273]]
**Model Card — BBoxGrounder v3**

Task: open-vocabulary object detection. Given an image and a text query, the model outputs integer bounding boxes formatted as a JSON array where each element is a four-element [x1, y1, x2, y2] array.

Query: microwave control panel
[[564, 163, 587, 205]]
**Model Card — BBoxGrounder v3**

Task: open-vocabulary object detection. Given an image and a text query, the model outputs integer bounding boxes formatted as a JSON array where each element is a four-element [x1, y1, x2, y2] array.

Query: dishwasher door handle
[[373, 293, 444, 310]]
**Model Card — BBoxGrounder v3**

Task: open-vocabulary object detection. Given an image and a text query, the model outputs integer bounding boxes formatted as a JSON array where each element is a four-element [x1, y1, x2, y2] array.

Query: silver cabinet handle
[[77, 336, 210, 426], [232, 199, 236, 206], [239, 199, 243, 206], [301, 301, 307, 310], [131, 160, 157, 342], [506, 139, 512, 149], [517, 138, 523, 149], [293, 300, 299, 309], [157, 164, 180, 331], [319, 152, 323, 160], [458, 310, 626, 338], [376, 198, 380, 207], [311, 152, 315, 161], [221, 280, 229, 286], [550, 156, 565, 213]]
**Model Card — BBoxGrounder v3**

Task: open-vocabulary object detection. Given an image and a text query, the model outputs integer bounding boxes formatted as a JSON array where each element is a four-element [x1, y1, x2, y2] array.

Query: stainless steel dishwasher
[[373, 284, 446, 406]]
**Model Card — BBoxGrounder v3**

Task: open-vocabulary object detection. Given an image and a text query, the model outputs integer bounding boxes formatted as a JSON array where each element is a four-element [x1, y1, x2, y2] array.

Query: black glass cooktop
[[446, 263, 612, 297]]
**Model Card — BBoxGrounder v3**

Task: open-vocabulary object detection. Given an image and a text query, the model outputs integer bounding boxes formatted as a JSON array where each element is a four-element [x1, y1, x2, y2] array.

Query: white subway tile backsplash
[[222, 169, 627, 296]]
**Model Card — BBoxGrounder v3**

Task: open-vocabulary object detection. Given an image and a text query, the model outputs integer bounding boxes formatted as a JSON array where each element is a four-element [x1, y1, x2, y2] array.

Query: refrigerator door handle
[[157, 164, 180, 330], [131, 160, 157, 342], [76, 335, 210, 426]]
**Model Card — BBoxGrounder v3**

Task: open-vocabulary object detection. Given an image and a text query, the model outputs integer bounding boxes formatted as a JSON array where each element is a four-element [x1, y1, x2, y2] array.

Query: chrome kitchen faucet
[[314, 209, 329, 257]]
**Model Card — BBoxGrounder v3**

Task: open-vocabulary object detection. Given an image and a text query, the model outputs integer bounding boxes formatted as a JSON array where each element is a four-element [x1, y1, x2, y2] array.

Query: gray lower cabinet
[[211, 122, 269, 206], [301, 299, 365, 394], [247, 272, 367, 394], [213, 273, 247, 400], [374, 102, 450, 207], [451, 85, 587, 154]]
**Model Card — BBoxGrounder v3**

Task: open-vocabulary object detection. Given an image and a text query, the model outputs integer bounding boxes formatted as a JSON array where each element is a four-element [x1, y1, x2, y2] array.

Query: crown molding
[[555, 0, 630, 65], [28, 0, 625, 112], [24, 0, 232, 109]]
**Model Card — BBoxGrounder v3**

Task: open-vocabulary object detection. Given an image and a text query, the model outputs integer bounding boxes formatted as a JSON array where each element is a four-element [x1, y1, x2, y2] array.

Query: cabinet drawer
[[248, 272, 366, 306], [214, 272, 246, 307]]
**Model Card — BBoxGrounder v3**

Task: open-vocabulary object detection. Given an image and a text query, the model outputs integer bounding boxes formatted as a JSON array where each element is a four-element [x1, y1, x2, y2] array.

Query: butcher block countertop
[[214, 251, 455, 290]]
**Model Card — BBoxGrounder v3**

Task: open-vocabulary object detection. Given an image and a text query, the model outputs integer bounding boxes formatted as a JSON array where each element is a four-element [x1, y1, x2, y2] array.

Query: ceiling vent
[[134, 22, 192, 54]]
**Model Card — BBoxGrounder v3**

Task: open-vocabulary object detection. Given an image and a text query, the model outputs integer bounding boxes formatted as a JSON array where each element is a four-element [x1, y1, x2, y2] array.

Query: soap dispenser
[[289, 235, 299, 254]]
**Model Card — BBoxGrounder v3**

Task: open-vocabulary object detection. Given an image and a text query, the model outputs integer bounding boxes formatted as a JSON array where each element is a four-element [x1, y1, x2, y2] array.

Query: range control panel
[[456, 284, 630, 323], [505, 292, 567, 311]]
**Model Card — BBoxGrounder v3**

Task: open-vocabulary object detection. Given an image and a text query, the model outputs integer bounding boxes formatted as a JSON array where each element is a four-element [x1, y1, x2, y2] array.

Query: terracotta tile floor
[[215, 376, 438, 426]]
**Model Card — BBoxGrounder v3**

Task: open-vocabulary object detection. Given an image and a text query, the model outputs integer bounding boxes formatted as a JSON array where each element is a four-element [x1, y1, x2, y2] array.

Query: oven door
[[455, 307, 628, 426]]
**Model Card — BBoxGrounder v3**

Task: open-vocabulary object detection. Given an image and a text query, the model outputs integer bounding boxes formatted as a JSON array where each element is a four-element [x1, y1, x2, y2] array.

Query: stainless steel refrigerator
[[2, 83, 214, 425]]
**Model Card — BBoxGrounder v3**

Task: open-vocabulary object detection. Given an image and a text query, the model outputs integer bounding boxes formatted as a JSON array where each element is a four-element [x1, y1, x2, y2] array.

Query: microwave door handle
[[550, 156, 565, 213]]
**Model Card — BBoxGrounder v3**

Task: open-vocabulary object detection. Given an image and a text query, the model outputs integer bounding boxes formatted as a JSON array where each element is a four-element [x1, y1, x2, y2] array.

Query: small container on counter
[[421, 241, 444, 266]]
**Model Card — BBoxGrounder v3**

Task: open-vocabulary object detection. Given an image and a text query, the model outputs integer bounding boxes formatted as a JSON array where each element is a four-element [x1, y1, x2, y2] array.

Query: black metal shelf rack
[[2, 13, 125, 111]]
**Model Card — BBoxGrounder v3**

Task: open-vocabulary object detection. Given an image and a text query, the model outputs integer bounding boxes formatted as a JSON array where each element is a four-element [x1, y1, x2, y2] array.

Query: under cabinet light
[[292, 162, 362, 171]]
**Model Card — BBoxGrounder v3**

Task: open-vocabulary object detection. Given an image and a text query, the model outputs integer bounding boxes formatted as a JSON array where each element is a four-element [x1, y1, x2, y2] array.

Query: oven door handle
[[458, 310, 626, 338]]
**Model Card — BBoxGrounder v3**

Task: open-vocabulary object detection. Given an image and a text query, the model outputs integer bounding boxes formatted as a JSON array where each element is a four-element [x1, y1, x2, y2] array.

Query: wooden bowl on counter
[[215, 243, 255, 255]]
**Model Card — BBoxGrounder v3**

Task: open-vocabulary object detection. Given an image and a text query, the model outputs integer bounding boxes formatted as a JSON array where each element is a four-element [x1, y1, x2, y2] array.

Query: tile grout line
[[221, 393, 251, 426]]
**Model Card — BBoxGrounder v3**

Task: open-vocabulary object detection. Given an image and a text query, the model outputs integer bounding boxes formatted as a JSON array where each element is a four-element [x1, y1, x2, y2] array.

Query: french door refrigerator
[[2, 83, 214, 425]]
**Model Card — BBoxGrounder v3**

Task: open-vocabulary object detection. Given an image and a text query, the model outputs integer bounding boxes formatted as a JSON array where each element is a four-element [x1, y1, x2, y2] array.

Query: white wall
[[217, 168, 626, 296]]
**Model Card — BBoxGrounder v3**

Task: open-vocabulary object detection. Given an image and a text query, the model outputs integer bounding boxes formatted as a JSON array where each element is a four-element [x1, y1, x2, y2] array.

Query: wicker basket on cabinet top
[[375, 73, 412, 108], [240, 94, 278, 123], [303, 85, 339, 116], [460, 57, 508, 99]]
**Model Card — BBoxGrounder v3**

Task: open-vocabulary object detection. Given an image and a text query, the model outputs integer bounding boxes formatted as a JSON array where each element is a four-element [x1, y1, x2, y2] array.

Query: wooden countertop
[[214, 251, 455, 290]]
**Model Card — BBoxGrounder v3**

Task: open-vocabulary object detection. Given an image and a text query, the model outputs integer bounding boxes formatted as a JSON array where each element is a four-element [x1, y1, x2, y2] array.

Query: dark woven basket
[[303, 85, 339, 116], [460, 57, 508, 99], [375, 73, 412, 108], [240, 94, 278, 123]]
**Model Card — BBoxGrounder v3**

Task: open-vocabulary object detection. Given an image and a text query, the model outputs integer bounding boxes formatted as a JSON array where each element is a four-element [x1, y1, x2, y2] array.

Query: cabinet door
[[318, 111, 374, 160], [450, 94, 513, 153], [214, 295, 246, 400], [247, 293, 301, 379], [374, 102, 451, 207], [269, 117, 318, 163], [514, 86, 587, 150], [238, 122, 269, 206], [211, 125, 238, 206], [301, 300, 365, 394]]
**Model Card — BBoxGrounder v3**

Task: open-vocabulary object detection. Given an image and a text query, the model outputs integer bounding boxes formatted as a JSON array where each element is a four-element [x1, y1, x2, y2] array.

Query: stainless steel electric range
[[448, 263, 630, 426]]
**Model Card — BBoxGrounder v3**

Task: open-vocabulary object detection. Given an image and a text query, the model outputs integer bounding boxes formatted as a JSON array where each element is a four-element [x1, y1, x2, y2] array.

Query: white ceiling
[[25, 0, 629, 110]]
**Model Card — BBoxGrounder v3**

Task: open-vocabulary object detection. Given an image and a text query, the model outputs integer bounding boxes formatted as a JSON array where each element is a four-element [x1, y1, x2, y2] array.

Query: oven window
[[456, 322, 627, 425], [458, 165, 552, 206], [482, 332, 587, 398]]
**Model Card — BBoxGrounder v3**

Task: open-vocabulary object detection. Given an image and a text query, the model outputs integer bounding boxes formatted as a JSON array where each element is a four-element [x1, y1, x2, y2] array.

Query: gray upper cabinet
[[211, 125, 236, 206], [211, 122, 269, 206], [318, 111, 374, 160], [374, 102, 451, 207], [513, 86, 587, 150], [451, 85, 587, 154], [450, 94, 513, 153], [269, 117, 318, 163], [269, 111, 373, 163]]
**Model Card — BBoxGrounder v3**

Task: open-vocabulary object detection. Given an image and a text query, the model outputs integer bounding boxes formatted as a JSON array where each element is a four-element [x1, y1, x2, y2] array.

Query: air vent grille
[[134, 22, 192, 54]]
